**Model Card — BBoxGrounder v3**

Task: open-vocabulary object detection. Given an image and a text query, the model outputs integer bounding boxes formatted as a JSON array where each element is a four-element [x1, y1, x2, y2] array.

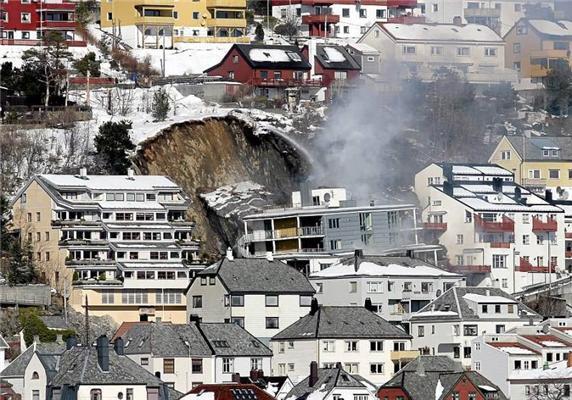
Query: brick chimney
[[250, 369, 258, 380], [568, 352, 572, 368], [309, 361, 318, 387], [232, 373, 241, 383]]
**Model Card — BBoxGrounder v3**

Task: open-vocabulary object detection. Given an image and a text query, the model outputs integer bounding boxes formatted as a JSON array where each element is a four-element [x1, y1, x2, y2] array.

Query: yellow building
[[100, 0, 248, 48], [10, 170, 200, 324], [489, 135, 572, 195], [504, 18, 572, 80]]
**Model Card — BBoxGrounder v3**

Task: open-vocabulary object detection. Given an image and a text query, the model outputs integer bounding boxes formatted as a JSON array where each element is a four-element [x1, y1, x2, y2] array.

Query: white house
[[270, 304, 414, 385], [284, 362, 377, 400], [114, 320, 273, 392], [310, 252, 465, 323], [186, 253, 315, 342], [358, 22, 517, 84], [408, 286, 542, 368], [415, 162, 566, 293]]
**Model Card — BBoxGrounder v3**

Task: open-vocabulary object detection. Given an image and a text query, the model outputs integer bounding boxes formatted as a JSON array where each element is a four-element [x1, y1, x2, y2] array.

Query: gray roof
[[409, 287, 541, 322], [199, 323, 273, 357], [315, 45, 361, 71], [197, 258, 315, 294], [121, 322, 212, 357], [287, 366, 368, 400], [505, 136, 572, 161], [382, 356, 507, 400], [272, 306, 410, 340], [1, 342, 66, 378], [0, 335, 8, 349], [40, 315, 71, 330]]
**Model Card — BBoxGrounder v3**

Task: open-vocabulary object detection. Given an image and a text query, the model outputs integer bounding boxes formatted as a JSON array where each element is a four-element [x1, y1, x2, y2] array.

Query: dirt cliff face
[[132, 115, 310, 257]]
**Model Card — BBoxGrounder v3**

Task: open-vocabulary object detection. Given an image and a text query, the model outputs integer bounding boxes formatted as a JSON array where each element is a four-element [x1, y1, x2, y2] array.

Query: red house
[[0, 0, 85, 46], [312, 44, 360, 100], [182, 383, 277, 400], [204, 44, 315, 98], [378, 356, 508, 400]]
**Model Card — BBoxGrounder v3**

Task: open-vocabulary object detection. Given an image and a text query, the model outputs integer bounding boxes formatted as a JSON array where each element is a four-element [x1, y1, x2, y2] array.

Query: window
[[496, 325, 505, 333], [232, 55, 239, 64], [523, 234, 530, 245], [418, 326, 425, 337], [359, 8, 366, 18], [126, 389, 134, 400], [549, 169, 560, 179], [523, 214, 530, 224], [349, 281, 357, 293], [376, 9, 385, 18], [345, 341, 358, 352], [265, 295, 279, 307], [342, 8, 349, 17], [90, 390, 102, 400], [502, 278, 508, 289], [344, 26, 349, 34], [231, 295, 244, 306], [431, 46, 443, 56], [300, 295, 312, 306], [482, 305, 488, 313], [453, 347, 460, 359], [251, 358, 263, 371], [529, 170, 541, 179], [456, 234, 464, 244], [432, 3, 438, 11], [266, 317, 279, 329], [192, 296, 202, 308], [279, 342, 285, 353], [485, 47, 497, 57], [370, 341, 383, 351], [21, 12, 31, 22], [474, 362, 480, 371], [102, 291, 114, 304], [493, 255, 507, 269], [513, 61, 521, 71], [222, 358, 234, 373], [193, 11, 200, 19], [107, 12, 112, 20], [457, 47, 470, 56], [555, 41, 569, 51], [322, 340, 335, 352], [164, 358, 175, 374], [495, 304, 501, 313], [36, 212, 41, 222], [370, 363, 384, 374], [141, 357, 149, 366], [403, 46, 416, 55], [328, 218, 340, 229], [367, 281, 383, 293], [464, 325, 478, 336], [501, 150, 511, 160], [514, 360, 522, 370], [231, 317, 244, 328]]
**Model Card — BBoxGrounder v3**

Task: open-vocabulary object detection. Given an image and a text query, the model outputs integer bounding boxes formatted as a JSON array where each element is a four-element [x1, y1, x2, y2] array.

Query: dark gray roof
[[121, 322, 212, 357], [205, 44, 311, 72], [199, 323, 272, 357], [272, 306, 410, 340], [382, 356, 507, 400], [315, 45, 361, 71], [40, 315, 71, 330], [198, 258, 315, 294], [505, 136, 572, 161], [287, 367, 367, 400], [1, 342, 66, 378], [410, 287, 541, 322]]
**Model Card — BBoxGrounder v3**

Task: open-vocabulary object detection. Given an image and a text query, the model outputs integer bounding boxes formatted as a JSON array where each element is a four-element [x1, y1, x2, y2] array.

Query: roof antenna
[[84, 295, 90, 346]]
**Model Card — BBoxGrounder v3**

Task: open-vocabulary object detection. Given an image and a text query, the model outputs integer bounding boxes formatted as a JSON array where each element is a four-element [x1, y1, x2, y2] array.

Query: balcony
[[52, 219, 101, 227], [207, 0, 246, 7], [386, 0, 417, 7], [206, 17, 246, 28], [299, 226, 324, 236], [566, 251, 572, 259], [302, 14, 340, 24], [387, 15, 425, 23], [66, 259, 115, 266], [447, 264, 491, 274], [463, 7, 501, 18], [135, 0, 175, 7], [532, 216, 557, 232], [250, 78, 323, 87], [391, 350, 420, 361], [423, 222, 447, 231], [474, 215, 514, 233], [274, 227, 298, 239], [490, 242, 511, 249], [517, 257, 556, 273], [41, 20, 77, 29]]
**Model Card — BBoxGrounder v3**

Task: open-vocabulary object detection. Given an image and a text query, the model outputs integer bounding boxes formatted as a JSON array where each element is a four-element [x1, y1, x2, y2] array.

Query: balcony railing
[[532, 216, 557, 232], [390, 350, 420, 361], [299, 226, 324, 236], [475, 215, 514, 233], [423, 222, 447, 231], [489, 242, 511, 249], [447, 264, 492, 274], [387, 0, 417, 7], [302, 14, 340, 24], [41, 20, 77, 29], [463, 7, 501, 18], [249, 78, 323, 88], [517, 257, 556, 273]]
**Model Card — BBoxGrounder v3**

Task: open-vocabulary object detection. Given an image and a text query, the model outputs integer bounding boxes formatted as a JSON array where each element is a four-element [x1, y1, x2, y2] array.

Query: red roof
[[488, 342, 540, 354], [522, 335, 571, 347], [112, 321, 149, 342], [186, 383, 277, 400]]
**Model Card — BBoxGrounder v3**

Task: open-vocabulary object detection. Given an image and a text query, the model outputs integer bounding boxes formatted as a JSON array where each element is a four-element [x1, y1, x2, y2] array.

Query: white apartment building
[[115, 321, 272, 392], [408, 286, 542, 368], [417, 0, 554, 36], [10, 169, 200, 324], [309, 252, 464, 324], [358, 22, 517, 84], [415, 162, 566, 293], [270, 304, 414, 385], [186, 252, 315, 342], [471, 322, 572, 399]]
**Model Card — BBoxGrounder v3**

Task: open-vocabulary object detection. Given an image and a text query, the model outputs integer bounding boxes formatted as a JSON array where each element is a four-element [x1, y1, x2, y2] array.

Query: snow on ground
[[199, 181, 273, 218], [0, 45, 94, 68], [131, 43, 232, 76]]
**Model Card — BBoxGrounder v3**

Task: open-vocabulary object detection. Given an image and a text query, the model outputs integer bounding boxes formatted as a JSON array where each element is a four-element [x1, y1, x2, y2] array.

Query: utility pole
[[162, 29, 166, 78]]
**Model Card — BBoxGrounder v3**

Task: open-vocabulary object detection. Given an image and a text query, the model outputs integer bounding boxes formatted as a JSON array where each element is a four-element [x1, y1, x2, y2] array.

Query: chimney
[[568, 352, 572, 368], [265, 252, 274, 262], [310, 298, 319, 315], [453, 15, 462, 25], [545, 190, 553, 202], [300, 181, 312, 208], [309, 361, 318, 387], [127, 168, 134, 178], [96, 335, 110, 372], [354, 249, 363, 272], [364, 298, 375, 312], [250, 369, 258, 381], [56, 334, 63, 344], [232, 373, 241, 383], [257, 369, 264, 379], [33, 335, 40, 344], [189, 314, 201, 324], [335, 362, 343, 370], [515, 187, 522, 202], [114, 337, 125, 355], [66, 336, 78, 350], [79, 167, 87, 177], [443, 181, 453, 196], [485, 289, 490, 296], [226, 247, 234, 261]]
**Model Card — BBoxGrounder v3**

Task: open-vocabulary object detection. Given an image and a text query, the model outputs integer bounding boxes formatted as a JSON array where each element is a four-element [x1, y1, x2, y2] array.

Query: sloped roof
[[315, 45, 361, 71], [183, 383, 277, 400], [410, 287, 541, 322], [1, 342, 66, 378], [199, 323, 272, 357], [377, 22, 503, 42], [505, 136, 572, 161], [528, 20, 572, 38], [286, 366, 368, 400], [206, 44, 311, 72], [39, 174, 179, 191], [198, 258, 315, 294], [0, 335, 8, 349], [271, 306, 410, 340]]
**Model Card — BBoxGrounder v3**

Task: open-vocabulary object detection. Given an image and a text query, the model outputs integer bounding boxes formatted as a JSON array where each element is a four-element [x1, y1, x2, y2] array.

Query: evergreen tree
[[255, 23, 265, 42], [7, 240, 37, 285], [73, 52, 101, 77], [94, 120, 135, 174], [151, 88, 170, 121]]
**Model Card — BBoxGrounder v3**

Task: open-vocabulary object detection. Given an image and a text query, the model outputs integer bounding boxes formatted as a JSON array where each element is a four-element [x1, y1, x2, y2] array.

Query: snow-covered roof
[[412, 310, 459, 317], [379, 23, 503, 43], [528, 20, 572, 37], [509, 360, 572, 380], [322, 47, 346, 62], [39, 174, 179, 191], [494, 346, 536, 355], [311, 259, 460, 279], [463, 293, 517, 304], [347, 42, 378, 54], [249, 48, 302, 63], [243, 203, 416, 219]]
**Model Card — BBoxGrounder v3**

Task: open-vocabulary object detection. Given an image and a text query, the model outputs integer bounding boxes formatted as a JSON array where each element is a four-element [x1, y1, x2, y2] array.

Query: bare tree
[[527, 383, 571, 400]]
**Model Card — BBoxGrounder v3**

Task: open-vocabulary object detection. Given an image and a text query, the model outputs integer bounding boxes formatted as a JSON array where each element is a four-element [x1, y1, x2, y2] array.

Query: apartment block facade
[[415, 162, 565, 293], [10, 170, 200, 324], [0, 0, 85, 46], [99, 0, 247, 48]]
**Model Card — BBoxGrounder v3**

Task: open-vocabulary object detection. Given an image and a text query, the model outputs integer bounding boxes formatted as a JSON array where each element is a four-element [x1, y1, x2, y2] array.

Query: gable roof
[[199, 323, 272, 357], [205, 44, 311, 73], [315, 45, 361, 71], [375, 22, 503, 42], [271, 306, 410, 340], [1, 342, 66, 378], [197, 258, 315, 294], [286, 366, 369, 400], [527, 19, 572, 38], [183, 383, 277, 400], [410, 287, 541, 322], [504, 136, 572, 161]]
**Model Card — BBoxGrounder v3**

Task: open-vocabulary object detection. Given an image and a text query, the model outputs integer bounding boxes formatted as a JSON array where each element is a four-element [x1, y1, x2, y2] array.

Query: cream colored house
[[10, 169, 200, 324]]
